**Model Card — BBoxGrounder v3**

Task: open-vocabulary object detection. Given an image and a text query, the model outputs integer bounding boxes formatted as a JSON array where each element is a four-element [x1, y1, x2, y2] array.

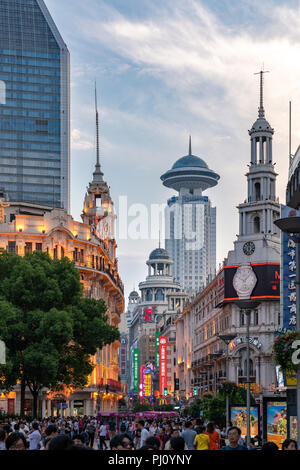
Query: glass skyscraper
[[0, 0, 70, 211]]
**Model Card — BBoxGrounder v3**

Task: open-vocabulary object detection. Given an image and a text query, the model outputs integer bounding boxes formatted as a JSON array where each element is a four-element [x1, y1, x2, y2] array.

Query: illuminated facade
[[0, 150, 124, 417]]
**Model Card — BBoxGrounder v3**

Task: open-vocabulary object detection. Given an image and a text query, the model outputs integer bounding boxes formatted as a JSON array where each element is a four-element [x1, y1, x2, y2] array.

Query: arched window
[[254, 216, 260, 233], [146, 289, 152, 301], [155, 289, 164, 301], [244, 358, 254, 376]]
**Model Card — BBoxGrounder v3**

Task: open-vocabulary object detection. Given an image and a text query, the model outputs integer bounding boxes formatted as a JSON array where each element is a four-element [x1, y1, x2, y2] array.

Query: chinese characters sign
[[133, 349, 139, 393], [281, 205, 300, 330], [144, 308, 152, 322], [159, 336, 167, 396], [144, 362, 153, 398]]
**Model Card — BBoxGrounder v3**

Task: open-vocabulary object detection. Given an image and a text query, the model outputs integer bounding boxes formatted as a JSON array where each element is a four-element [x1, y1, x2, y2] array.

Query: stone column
[[259, 137, 263, 163], [42, 399, 46, 418], [47, 399, 51, 417]]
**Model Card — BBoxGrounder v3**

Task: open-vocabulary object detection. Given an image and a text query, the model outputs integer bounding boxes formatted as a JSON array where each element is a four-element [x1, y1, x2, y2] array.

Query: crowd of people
[[0, 415, 298, 451]]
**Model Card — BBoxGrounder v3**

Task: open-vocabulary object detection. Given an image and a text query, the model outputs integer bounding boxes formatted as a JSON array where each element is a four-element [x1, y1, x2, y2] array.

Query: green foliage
[[133, 402, 152, 412], [184, 383, 256, 427], [153, 404, 174, 411], [273, 331, 300, 372], [0, 251, 120, 417]]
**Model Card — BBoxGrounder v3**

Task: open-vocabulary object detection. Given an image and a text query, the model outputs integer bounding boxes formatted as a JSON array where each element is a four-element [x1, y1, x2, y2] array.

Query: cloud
[[71, 128, 94, 150]]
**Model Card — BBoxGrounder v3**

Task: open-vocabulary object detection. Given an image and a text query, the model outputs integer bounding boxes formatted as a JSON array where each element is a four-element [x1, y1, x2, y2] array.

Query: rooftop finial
[[254, 67, 269, 119], [93, 81, 104, 182], [189, 135, 192, 155]]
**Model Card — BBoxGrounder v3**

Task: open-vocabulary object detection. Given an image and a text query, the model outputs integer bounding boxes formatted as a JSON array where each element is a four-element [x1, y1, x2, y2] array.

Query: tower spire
[[93, 81, 104, 182], [254, 68, 269, 119], [189, 135, 192, 155]]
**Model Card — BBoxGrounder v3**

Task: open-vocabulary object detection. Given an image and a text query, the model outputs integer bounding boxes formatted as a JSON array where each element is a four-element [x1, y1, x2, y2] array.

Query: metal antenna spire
[[189, 135, 192, 155], [159, 229, 161, 249], [93, 81, 103, 181], [254, 67, 269, 118]]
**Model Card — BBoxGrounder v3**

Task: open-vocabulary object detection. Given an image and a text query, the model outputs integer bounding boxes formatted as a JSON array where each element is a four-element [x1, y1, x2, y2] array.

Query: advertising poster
[[266, 402, 287, 446], [290, 416, 298, 441], [230, 406, 259, 438]]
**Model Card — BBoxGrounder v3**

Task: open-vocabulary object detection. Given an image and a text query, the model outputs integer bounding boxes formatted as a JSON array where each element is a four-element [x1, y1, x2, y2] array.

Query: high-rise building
[[0, 0, 70, 211], [161, 138, 220, 296]]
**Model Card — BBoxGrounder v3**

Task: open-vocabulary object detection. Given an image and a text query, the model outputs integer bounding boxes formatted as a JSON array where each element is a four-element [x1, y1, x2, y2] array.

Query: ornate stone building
[[0, 138, 125, 417]]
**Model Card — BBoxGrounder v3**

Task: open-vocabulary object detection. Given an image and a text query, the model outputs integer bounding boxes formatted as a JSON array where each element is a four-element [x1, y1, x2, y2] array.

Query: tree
[[0, 251, 119, 418]]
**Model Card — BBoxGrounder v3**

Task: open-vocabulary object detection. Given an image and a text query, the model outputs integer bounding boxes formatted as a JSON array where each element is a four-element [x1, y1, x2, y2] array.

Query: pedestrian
[[86, 421, 96, 448], [5, 432, 28, 451], [98, 422, 108, 450], [0, 428, 6, 450], [221, 426, 246, 450], [27, 422, 41, 450], [206, 422, 220, 450], [282, 439, 297, 450], [181, 421, 196, 450], [137, 420, 150, 448], [194, 425, 210, 450], [169, 436, 185, 451]]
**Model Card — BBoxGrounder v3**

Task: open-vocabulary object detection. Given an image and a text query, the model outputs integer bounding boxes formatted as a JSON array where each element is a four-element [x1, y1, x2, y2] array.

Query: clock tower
[[228, 70, 280, 265]]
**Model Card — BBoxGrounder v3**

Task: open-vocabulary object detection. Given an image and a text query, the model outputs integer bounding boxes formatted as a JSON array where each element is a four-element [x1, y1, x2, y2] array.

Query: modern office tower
[[161, 138, 220, 296], [0, 0, 70, 211]]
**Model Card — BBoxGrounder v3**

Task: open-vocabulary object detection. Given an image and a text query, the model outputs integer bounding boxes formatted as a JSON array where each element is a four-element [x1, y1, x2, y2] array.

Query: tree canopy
[[0, 251, 120, 417]]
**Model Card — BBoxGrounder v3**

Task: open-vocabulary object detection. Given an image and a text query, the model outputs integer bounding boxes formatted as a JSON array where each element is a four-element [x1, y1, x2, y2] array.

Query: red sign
[[159, 336, 167, 396], [144, 308, 152, 322]]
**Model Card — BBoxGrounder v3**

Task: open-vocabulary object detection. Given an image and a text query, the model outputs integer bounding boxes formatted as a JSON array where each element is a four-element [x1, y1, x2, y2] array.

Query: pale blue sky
[[46, 0, 300, 303]]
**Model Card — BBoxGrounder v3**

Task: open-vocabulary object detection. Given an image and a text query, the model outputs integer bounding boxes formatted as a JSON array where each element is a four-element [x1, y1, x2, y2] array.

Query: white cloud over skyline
[[46, 0, 300, 302]]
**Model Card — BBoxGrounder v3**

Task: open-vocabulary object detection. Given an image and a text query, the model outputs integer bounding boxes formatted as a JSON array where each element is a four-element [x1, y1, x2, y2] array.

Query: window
[[54, 245, 58, 259], [35, 243, 42, 252], [25, 242, 32, 254], [155, 289, 164, 301], [240, 311, 244, 327], [254, 310, 259, 326], [8, 241, 16, 254]]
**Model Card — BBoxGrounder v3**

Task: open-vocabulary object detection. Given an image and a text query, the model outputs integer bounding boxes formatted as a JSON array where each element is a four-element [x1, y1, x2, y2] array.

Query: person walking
[[221, 426, 247, 450], [98, 422, 108, 450], [194, 425, 210, 450], [181, 421, 196, 450], [206, 422, 220, 450]]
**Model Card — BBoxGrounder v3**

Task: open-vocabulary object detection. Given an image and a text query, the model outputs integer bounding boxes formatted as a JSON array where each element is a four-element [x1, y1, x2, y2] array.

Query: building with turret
[[176, 72, 281, 403], [0, 95, 125, 417], [161, 139, 220, 296]]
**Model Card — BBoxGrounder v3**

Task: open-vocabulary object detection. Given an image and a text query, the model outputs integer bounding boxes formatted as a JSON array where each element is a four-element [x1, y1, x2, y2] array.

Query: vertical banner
[[141, 365, 145, 398], [133, 349, 139, 393], [155, 332, 160, 372], [144, 362, 153, 399], [159, 336, 167, 396], [281, 205, 300, 330]]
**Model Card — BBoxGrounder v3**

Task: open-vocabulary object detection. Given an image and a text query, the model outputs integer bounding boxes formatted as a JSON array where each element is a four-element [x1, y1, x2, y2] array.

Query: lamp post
[[274, 215, 300, 447], [217, 334, 236, 428], [203, 364, 212, 394], [235, 299, 260, 449]]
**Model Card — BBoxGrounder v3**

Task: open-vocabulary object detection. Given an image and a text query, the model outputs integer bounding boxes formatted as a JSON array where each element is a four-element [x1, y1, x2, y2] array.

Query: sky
[[45, 0, 300, 305]]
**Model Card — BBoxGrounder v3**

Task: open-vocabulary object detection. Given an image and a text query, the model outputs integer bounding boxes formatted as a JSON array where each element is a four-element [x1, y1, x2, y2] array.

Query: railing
[[74, 261, 124, 295]]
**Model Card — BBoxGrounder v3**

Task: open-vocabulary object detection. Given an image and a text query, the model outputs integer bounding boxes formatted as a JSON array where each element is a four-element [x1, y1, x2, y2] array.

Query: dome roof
[[129, 290, 139, 298], [149, 248, 171, 260], [172, 154, 208, 170], [250, 117, 273, 133]]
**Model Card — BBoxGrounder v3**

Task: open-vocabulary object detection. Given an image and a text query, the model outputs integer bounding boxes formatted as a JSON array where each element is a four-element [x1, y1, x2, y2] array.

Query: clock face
[[243, 241, 255, 256]]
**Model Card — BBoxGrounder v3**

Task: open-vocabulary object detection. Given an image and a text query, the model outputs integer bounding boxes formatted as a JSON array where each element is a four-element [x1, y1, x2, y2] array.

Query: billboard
[[266, 401, 287, 446], [230, 406, 259, 438], [281, 205, 300, 330], [217, 263, 280, 304], [133, 349, 139, 393], [159, 336, 167, 396], [155, 332, 160, 372]]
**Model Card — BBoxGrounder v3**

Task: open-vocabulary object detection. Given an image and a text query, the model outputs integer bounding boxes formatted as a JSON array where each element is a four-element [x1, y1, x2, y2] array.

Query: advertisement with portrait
[[262, 397, 288, 445], [230, 405, 259, 438]]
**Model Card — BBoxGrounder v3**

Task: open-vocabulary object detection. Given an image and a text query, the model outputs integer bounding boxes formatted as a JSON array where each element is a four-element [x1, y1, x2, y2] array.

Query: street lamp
[[209, 353, 223, 396], [235, 299, 260, 449], [274, 215, 300, 447], [203, 364, 212, 394], [217, 334, 236, 428]]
